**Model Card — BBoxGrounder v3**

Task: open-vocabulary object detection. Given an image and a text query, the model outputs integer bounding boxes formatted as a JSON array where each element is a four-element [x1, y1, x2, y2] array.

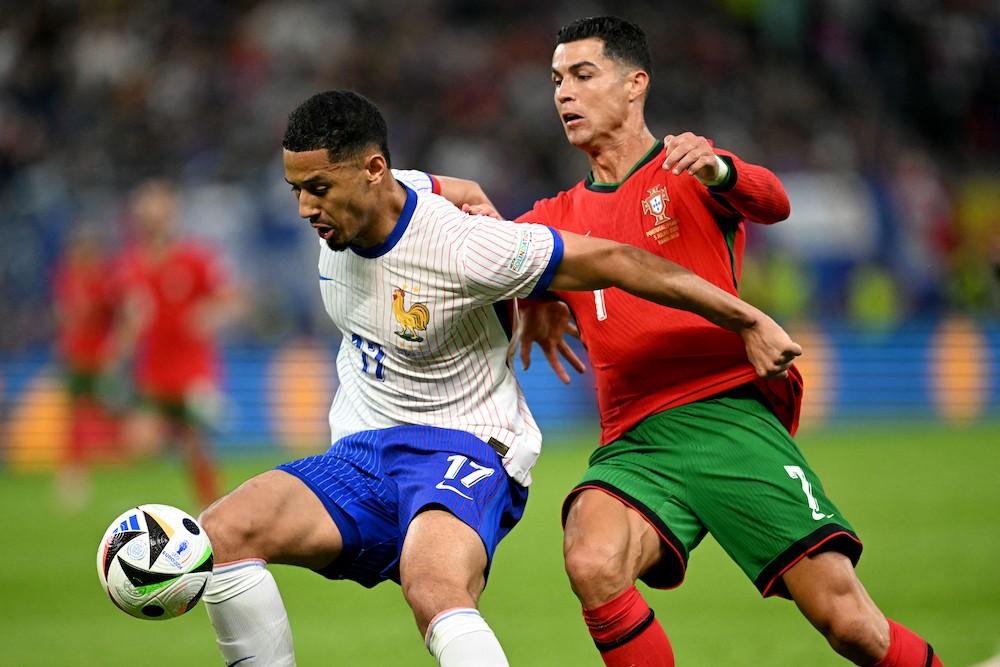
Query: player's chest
[[319, 255, 467, 360], [136, 258, 203, 305], [572, 179, 716, 253]]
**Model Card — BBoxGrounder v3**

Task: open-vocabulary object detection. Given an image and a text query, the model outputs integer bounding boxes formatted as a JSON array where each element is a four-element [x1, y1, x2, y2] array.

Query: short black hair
[[282, 90, 391, 167], [556, 16, 652, 79]]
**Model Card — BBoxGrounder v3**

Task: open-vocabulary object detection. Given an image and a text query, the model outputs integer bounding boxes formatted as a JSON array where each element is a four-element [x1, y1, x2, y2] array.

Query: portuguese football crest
[[642, 184, 679, 245], [642, 184, 670, 223]]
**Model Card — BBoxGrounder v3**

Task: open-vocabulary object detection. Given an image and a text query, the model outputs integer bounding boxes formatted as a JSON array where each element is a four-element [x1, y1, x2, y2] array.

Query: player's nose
[[297, 192, 320, 219]]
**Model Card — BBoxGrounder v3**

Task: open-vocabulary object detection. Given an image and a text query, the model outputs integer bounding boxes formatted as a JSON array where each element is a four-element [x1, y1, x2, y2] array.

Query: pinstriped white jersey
[[317, 174, 564, 486]]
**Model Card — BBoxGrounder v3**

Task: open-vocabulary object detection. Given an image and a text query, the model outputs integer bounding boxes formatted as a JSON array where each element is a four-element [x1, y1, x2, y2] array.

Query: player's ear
[[364, 152, 388, 184], [627, 69, 650, 102]]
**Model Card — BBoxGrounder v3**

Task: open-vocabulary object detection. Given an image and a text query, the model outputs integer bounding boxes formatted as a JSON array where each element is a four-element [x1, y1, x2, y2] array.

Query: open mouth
[[313, 224, 334, 240], [562, 113, 583, 126]]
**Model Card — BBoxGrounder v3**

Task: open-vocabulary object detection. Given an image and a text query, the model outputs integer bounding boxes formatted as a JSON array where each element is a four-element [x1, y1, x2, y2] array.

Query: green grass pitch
[[1, 423, 997, 665]]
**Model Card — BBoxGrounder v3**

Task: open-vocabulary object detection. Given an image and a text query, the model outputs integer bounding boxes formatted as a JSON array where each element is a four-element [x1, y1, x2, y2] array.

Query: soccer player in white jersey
[[196, 89, 802, 666]]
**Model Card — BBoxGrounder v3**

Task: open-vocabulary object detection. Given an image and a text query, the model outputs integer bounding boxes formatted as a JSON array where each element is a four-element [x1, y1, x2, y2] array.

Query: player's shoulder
[[515, 180, 588, 223], [392, 169, 437, 194], [405, 189, 479, 244]]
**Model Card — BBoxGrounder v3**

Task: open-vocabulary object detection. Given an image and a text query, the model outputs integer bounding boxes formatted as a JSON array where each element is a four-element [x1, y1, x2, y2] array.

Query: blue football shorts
[[277, 425, 528, 588]]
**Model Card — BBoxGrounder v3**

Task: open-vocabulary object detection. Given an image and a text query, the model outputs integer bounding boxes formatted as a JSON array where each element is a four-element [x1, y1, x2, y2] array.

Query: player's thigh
[[399, 508, 488, 603], [784, 550, 881, 629], [561, 429, 705, 591], [564, 488, 665, 584], [390, 426, 527, 575], [200, 469, 343, 568], [687, 395, 857, 595]]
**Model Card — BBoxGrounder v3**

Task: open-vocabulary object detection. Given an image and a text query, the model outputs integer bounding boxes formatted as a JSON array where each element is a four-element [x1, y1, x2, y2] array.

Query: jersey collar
[[585, 140, 664, 193], [350, 184, 418, 258]]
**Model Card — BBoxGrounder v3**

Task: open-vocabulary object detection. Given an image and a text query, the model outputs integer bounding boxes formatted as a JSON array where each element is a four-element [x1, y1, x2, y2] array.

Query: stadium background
[[1, 1, 999, 665]]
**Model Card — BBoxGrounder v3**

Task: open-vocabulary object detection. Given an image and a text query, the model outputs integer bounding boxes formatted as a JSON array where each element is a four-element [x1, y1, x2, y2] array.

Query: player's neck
[[585, 127, 658, 185], [357, 179, 408, 249]]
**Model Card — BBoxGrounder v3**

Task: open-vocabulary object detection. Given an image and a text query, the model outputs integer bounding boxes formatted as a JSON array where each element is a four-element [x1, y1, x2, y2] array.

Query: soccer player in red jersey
[[51, 225, 123, 508], [496, 15, 942, 667], [115, 179, 243, 509]]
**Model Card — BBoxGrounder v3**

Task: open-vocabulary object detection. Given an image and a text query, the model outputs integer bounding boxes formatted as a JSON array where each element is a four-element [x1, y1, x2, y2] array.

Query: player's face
[[283, 148, 377, 251], [551, 38, 635, 149]]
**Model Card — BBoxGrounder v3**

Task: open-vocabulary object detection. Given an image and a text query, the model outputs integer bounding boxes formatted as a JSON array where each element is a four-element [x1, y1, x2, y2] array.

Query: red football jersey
[[52, 256, 118, 372], [517, 140, 802, 444], [116, 240, 227, 400]]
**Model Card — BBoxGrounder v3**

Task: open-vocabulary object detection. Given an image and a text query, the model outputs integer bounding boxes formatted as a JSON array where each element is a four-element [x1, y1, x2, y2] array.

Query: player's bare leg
[[199, 470, 345, 666], [401, 508, 507, 666], [177, 422, 220, 510], [121, 408, 166, 459], [563, 490, 674, 666], [785, 551, 944, 666]]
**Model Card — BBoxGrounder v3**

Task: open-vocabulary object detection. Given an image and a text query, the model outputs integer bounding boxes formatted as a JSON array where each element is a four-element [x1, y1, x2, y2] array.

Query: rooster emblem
[[392, 288, 430, 342]]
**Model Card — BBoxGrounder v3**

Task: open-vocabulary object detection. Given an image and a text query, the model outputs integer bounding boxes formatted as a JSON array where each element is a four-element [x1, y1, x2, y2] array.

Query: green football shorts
[[563, 387, 862, 598]]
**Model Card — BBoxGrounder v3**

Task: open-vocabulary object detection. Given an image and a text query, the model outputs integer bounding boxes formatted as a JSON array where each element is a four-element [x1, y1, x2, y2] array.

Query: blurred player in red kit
[[115, 178, 243, 509], [51, 224, 123, 509]]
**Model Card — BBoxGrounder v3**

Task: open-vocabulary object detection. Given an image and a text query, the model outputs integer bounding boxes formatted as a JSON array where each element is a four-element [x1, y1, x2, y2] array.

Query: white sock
[[425, 608, 509, 667], [203, 559, 295, 666]]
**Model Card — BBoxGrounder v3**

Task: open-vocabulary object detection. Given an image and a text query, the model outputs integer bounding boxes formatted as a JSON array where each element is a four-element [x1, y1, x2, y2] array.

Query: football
[[97, 503, 214, 620]]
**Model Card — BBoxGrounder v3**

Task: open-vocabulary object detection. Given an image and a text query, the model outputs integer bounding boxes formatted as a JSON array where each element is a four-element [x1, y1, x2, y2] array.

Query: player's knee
[[563, 540, 630, 602], [198, 498, 261, 563], [820, 609, 889, 662], [402, 570, 480, 632]]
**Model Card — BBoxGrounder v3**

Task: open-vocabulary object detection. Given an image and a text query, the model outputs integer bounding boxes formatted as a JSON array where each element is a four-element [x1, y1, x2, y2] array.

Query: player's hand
[[663, 132, 719, 183], [739, 314, 802, 379], [518, 300, 585, 384], [462, 202, 503, 220]]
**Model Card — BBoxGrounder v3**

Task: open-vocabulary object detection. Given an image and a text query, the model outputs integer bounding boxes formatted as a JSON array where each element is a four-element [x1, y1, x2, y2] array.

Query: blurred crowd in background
[[2, 0, 999, 355]]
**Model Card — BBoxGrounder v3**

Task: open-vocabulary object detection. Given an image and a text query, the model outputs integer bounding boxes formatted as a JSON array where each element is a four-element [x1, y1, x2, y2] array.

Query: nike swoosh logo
[[227, 657, 255, 666], [435, 482, 473, 500]]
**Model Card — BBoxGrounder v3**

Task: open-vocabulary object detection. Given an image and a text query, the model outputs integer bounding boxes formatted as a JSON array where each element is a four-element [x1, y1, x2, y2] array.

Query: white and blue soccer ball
[[97, 504, 213, 620]]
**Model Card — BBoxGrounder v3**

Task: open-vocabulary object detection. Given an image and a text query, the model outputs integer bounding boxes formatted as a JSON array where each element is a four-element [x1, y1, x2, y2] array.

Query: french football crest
[[392, 287, 430, 342], [642, 184, 671, 223]]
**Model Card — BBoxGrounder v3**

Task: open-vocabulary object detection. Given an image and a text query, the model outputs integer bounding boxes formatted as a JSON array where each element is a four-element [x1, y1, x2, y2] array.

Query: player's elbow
[[772, 197, 791, 223], [599, 244, 656, 291], [757, 194, 791, 224]]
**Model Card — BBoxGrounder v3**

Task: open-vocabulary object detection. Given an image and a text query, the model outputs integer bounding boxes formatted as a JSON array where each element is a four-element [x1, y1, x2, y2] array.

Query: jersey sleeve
[[706, 149, 790, 224], [460, 217, 564, 303], [392, 169, 440, 194]]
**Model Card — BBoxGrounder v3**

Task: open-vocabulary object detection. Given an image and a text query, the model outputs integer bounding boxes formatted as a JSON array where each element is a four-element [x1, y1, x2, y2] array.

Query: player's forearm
[[620, 250, 758, 332], [435, 175, 497, 210], [553, 242, 758, 332]]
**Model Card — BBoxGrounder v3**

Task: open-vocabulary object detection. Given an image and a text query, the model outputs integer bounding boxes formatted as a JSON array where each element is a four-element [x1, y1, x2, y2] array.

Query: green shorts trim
[[562, 387, 862, 598]]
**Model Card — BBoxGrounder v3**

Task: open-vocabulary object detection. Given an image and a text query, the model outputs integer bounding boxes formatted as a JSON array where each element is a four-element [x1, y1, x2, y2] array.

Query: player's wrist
[[695, 155, 730, 187]]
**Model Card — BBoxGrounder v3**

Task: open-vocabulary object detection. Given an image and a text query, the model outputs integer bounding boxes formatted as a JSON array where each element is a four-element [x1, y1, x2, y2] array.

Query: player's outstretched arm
[[434, 175, 498, 211], [549, 231, 801, 378]]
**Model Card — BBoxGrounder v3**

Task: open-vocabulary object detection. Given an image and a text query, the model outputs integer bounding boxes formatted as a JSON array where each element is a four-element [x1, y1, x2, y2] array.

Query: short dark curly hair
[[556, 16, 652, 79], [282, 90, 392, 167]]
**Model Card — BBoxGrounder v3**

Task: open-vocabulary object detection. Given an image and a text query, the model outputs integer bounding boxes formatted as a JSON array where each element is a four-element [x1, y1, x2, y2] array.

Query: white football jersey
[[316, 173, 563, 486]]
